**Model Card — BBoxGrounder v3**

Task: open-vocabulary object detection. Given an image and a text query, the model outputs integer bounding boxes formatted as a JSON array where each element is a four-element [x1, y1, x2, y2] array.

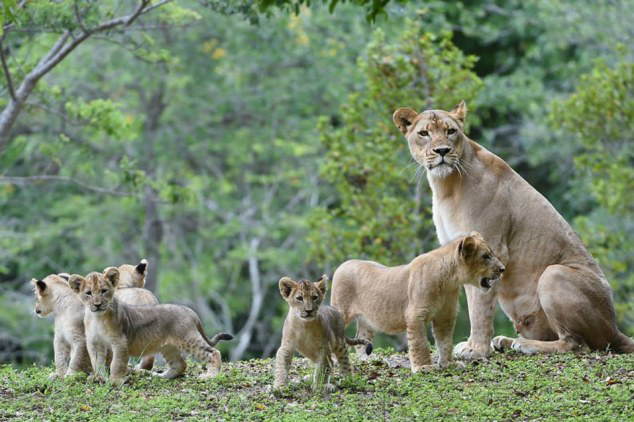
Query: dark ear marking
[[58, 273, 70, 281], [135, 259, 148, 275], [36, 280, 46, 291]]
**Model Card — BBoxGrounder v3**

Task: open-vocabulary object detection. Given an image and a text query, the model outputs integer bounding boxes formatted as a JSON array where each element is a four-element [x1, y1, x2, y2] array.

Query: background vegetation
[[0, 0, 632, 366]]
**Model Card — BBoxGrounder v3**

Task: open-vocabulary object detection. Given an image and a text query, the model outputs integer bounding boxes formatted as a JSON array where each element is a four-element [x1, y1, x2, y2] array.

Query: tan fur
[[274, 275, 372, 392], [69, 268, 232, 385], [392, 101, 634, 357], [31, 275, 91, 379], [332, 233, 503, 372], [107, 259, 158, 371]]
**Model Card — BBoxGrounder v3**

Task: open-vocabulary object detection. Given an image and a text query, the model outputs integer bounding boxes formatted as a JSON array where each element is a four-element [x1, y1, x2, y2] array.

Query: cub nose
[[433, 147, 451, 157], [499, 266, 505, 273], [35, 309, 41, 314]]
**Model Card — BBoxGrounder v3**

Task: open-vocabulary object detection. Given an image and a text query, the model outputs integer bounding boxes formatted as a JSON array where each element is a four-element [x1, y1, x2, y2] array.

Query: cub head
[[457, 231, 505, 291], [69, 268, 120, 313], [279, 274, 328, 321], [393, 101, 468, 179], [110, 258, 148, 289], [30, 274, 67, 317]]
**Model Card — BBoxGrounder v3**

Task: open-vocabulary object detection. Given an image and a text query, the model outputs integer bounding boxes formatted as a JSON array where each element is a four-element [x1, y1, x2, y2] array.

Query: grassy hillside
[[1, 350, 633, 421]]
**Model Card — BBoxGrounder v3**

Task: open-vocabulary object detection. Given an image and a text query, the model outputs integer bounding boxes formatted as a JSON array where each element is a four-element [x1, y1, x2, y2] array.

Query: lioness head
[[279, 275, 328, 321], [457, 231, 505, 291], [109, 258, 148, 289], [31, 275, 67, 317], [69, 268, 119, 314], [393, 101, 468, 179]]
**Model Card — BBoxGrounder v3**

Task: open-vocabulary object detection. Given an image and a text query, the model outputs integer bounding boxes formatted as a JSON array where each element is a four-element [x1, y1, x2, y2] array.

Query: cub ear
[[458, 235, 478, 260], [104, 267, 120, 288], [315, 274, 329, 295], [135, 259, 148, 276], [278, 277, 296, 299], [392, 108, 419, 135], [68, 275, 85, 293], [31, 278, 46, 292], [449, 100, 467, 127], [58, 273, 70, 282]]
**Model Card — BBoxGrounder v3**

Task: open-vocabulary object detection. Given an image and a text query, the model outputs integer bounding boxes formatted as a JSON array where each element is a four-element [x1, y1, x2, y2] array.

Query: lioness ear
[[449, 100, 467, 127], [135, 259, 148, 276], [392, 108, 419, 135], [315, 274, 329, 295], [32, 278, 46, 292], [104, 267, 120, 288], [279, 277, 296, 299], [68, 275, 85, 293], [458, 235, 477, 260], [58, 273, 70, 282]]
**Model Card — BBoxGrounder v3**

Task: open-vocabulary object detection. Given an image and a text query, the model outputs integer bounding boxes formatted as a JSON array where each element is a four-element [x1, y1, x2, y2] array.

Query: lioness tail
[[612, 332, 634, 354], [345, 337, 373, 355]]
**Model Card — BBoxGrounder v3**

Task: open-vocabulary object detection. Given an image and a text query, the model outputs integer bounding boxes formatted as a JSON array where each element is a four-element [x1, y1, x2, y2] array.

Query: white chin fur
[[428, 164, 454, 179]]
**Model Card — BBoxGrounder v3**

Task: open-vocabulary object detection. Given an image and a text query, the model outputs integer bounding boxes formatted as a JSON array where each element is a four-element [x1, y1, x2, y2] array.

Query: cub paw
[[198, 369, 220, 380], [453, 341, 491, 361], [411, 364, 433, 373], [491, 336, 515, 352], [48, 372, 61, 380]]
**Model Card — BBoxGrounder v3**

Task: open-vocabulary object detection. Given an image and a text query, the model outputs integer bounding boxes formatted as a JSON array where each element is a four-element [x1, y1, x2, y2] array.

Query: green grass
[[1, 350, 633, 421]]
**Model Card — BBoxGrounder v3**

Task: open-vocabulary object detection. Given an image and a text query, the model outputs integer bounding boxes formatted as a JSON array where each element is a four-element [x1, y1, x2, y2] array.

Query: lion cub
[[274, 275, 373, 392], [331, 232, 504, 372], [69, 268, 233, 385], [31, 274, 91, 379]]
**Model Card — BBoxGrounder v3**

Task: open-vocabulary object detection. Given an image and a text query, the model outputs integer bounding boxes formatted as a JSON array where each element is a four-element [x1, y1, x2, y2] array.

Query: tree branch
[[0, 175, 132, 196], [0, 40, 16, 100]]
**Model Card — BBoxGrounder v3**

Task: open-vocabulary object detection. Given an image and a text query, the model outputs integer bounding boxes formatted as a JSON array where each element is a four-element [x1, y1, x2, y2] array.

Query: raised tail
[[196, 320, 234, 347], [345, 336, 373, 355], [612, 332, 634, 354]]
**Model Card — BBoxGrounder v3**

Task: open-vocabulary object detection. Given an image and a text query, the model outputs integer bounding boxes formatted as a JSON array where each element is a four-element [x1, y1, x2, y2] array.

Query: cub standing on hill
[[69, 267, 233, 385], [274, 275, 373, 392], [31, 274, 92, 379], [331, 232, 504, 373]]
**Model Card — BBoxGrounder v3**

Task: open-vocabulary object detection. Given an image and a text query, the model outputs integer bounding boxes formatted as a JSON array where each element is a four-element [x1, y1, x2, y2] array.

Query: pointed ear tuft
[[136, 259, 148, 275], [278, 277, 296, 299], [458, 235, 477, 260], [392, 108, 419, 135], [68, 275, 84, 293], [104, 267, 120, 288], [315, 274, 328, 295], [449, 100, 467, 126]]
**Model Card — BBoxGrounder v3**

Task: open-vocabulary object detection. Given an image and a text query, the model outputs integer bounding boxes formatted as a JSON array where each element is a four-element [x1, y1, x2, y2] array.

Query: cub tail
[[345, 336, 373, 355], [196, 319, 234, 347]]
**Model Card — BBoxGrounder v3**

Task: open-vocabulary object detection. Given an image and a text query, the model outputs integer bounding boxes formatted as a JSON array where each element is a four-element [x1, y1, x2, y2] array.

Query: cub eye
[[295, 296, 303, 302], [418, 130, 429, 137], [312, 295, 319, 301], [100, 289, 108, 294], [85, 291, 92, 296], [483, 254, 491, 260], [447, 128, 457, 135]]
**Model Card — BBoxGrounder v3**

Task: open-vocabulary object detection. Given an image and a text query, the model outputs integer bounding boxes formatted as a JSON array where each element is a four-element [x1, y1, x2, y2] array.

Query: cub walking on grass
[[69, 267, 233, 385], [331, 232, 504, 373], [274, 275, 372, 392], [31, 274, 92, 379]]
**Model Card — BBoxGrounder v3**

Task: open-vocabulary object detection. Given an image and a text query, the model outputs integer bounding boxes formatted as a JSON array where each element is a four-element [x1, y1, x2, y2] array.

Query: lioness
[[274, 275, 373, 392], [332, 232, 504, 372], [392, 101, 634, 357], [107, 259, 158, 371], [69, 268, 233, 385], [31, 274, 91, 378]]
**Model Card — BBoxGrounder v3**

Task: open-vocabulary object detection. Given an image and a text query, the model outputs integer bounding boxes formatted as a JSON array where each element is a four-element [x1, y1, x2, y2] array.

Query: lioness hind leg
[[156, 346, 187, 379], [136, 355, 155, 371], [494, 265, 611, 354], [354, 316, 375, 359]]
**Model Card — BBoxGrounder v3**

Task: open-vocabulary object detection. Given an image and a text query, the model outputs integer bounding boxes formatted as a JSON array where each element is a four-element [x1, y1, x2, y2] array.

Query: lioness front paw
[[453, 341, 491, 361], [109, 376, 126, 387], [491, 336, 515, 352]]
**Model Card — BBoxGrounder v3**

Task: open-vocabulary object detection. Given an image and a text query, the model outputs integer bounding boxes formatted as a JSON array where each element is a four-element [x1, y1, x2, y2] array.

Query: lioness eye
[[418, 130, 429, 137], [447, 128, 457, 135], [296, 296, 303, 302], [100, 289, 107, 294], [86, 291, 92, 296]]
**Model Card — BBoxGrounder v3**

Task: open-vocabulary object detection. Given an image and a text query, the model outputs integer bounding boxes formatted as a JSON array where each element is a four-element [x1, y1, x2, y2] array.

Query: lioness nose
[[434, 147, 451, 157]]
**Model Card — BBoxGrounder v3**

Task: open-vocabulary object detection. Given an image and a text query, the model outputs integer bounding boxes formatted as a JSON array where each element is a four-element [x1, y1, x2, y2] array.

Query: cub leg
[[493, 265, 607, 354], [274, 345, 293, 389], [51, 335, 70, 379], [406, 306, 432, 373], [354, 316, 375, 359], [333, 342, 351, 376], [67, 338, 91, 376], [313, 352, 334, 392], [432, 297, 459, 369], [181, 335, 222, 379], [109, 342, 130, 385], [157, 345, 187, 379], [87, 341, 109, 382]]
